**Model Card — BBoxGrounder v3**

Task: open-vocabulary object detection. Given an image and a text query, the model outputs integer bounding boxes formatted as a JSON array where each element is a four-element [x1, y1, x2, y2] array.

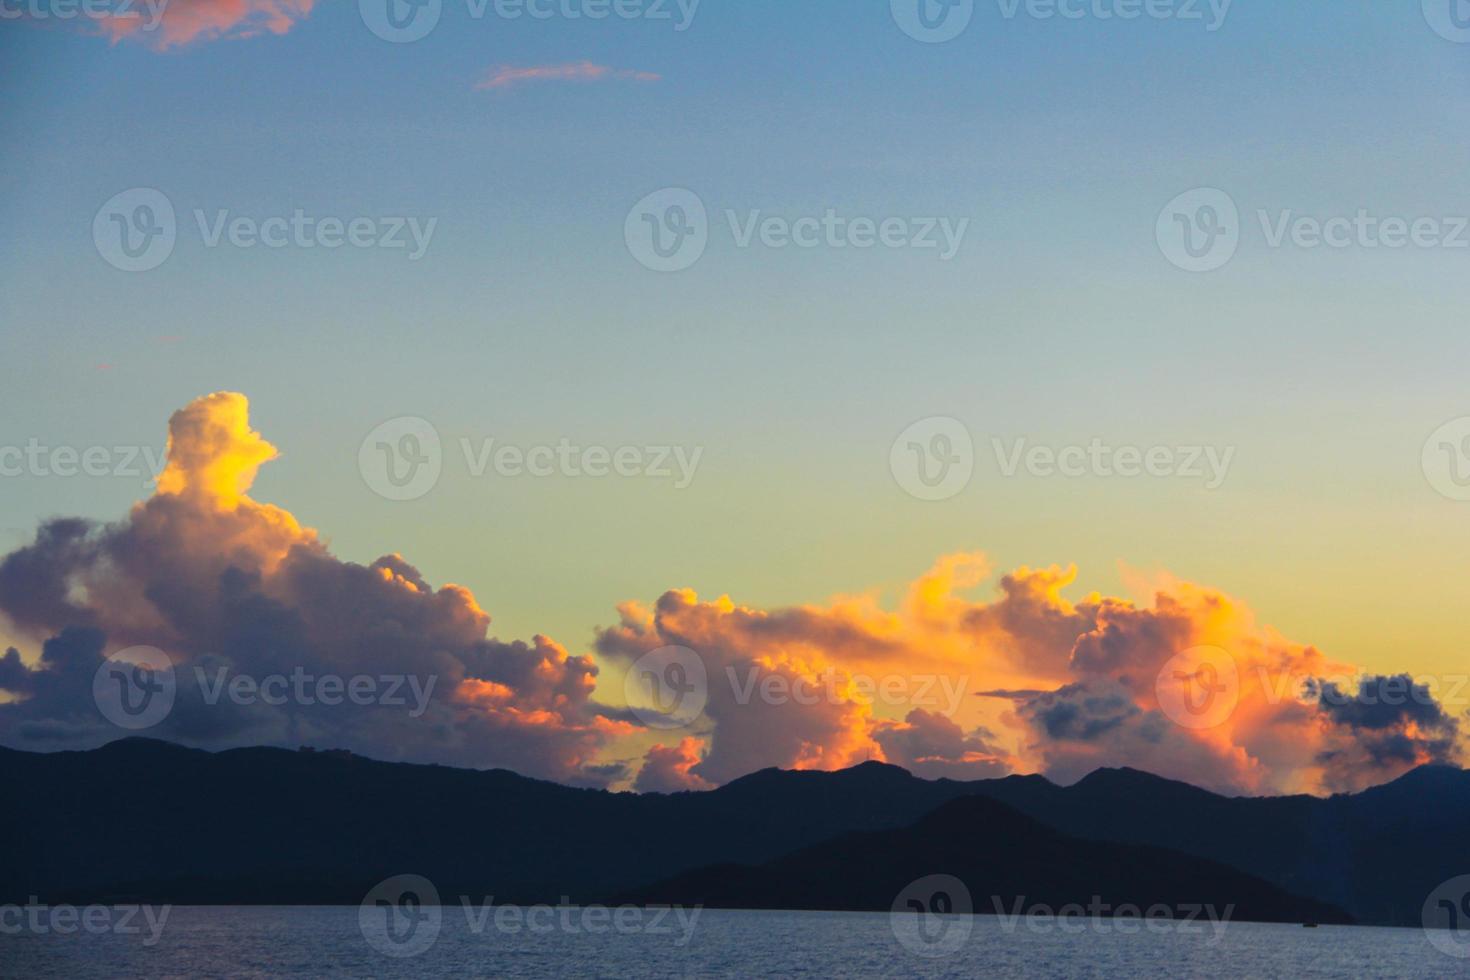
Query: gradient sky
[[3, 2, 1470, 789]]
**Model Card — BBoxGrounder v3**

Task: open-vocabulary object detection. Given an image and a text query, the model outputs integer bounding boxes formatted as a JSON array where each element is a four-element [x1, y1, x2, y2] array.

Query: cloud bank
[[0, 394, 1460, 796], [0, 393, 625, 785]]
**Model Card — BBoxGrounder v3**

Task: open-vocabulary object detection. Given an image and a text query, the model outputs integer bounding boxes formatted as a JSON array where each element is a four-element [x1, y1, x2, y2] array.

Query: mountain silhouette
[[616, 794, 1352, 926], [963, 763, 1470, 927], [1, 739, 1462, 925]]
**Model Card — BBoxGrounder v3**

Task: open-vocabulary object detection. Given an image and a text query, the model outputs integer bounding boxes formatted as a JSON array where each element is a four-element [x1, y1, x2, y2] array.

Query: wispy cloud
[[474, 61, 661, 91]]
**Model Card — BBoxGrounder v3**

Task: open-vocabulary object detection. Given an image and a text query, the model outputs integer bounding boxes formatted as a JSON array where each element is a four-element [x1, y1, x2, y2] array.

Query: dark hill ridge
[[617, 795, 1352, 927], [1, 739, 1466, 925], [0, 740, 992, 907]]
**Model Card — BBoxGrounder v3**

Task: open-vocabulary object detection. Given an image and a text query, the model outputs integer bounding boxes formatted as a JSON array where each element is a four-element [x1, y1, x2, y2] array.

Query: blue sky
[[4, 0, 1470, 682]]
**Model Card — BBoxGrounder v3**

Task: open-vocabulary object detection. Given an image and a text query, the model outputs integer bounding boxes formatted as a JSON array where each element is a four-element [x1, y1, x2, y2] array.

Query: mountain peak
[[845, 760, 912, 776], [95, 736, 197, 756], [1359, 762, 1470, 798], [1073, 766, 1220, 797]]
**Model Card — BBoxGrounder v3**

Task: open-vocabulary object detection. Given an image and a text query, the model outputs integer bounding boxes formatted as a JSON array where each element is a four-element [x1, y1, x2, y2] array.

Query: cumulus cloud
[[1010, 679, 1255, 794], [871, 709, 1011, 780], [592, 554, 1033, 787], [100, 0, 315, 50], [633, 737, 713, 794], [1309, 674, 1462, 791], [598, 553, 1461, 795], [0, 393, 627, 785], [0, 394, 1460, 796], [596, 589, 879, 785]]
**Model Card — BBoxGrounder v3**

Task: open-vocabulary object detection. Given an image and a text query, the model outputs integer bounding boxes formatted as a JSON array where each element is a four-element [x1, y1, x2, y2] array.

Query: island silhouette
[[4, 738, 1464, 927]]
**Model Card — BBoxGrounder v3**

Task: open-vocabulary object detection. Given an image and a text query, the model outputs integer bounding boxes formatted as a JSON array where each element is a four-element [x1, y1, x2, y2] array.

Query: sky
[[2, 0, 1470, 796]]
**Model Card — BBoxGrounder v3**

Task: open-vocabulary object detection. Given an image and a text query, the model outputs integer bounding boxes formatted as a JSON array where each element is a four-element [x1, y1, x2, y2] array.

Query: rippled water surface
[[0, 906, 1457, 978]]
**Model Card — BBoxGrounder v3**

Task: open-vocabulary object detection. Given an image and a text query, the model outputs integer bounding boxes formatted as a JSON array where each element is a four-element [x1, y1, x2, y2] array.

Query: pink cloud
[[475, 61, 661, 91], [100, 0, 315, 50], [634, 738, 714, 793]]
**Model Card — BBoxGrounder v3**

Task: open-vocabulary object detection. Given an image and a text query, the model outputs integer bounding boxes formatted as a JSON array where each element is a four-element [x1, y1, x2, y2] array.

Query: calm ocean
[[0, 906, 1456, 978]]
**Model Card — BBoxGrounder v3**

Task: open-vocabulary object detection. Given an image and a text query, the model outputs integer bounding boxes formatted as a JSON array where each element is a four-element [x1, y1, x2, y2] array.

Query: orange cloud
[[0, 393, 618, 785], [475, 61, 661, 91], [600, 554, 1460, 796], [634, 737, 713, 793], [101, 0, 315, 50], [0, 395, 1459, 796]]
